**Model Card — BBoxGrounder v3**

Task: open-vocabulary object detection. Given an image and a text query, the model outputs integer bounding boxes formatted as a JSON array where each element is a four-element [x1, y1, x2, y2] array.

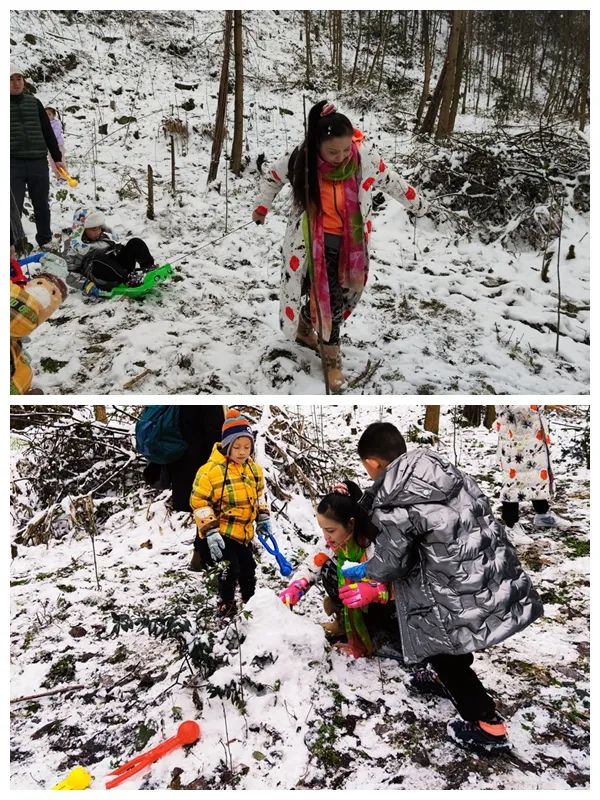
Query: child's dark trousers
[[198, 536, 256, 603]]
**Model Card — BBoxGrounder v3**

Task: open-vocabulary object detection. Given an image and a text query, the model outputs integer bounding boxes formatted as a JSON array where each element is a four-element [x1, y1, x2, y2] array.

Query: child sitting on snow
[[278, 480, 395, 658], [339, 421, 543, 754], [190, 410, 270, 618], [66, 207, 156, 294]]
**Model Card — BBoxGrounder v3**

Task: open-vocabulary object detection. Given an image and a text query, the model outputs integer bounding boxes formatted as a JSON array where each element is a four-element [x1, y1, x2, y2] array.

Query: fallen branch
[[122, 368, 158, 390], [11, 684, 86, 704]]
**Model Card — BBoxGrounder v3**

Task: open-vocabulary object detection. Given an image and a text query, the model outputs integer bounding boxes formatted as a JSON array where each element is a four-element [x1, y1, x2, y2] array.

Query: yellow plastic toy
[[51, 765, 92, 790], [57, 167, 79, 188]]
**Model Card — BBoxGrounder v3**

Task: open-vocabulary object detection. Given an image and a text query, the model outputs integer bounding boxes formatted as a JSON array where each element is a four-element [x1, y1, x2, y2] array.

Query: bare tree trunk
[[94, 406, 107, 423], [350, 10, 363, 85], [170, 135, 176, 194], [483, 405, 496, 429], [230, 10, 244, 176], [367, 11, 384, 83], [304, 10, 313, 87], [421, 60, 447, 134], [448, 10, 468, 134], [207, 10, 233, 185], [462, 406, 482, 427], [376, 11, 393, 92], [415, 11, 433, 127], [424, 405, 440, 435], [146, 165, 154, 220], [436, 11, 465, 139]]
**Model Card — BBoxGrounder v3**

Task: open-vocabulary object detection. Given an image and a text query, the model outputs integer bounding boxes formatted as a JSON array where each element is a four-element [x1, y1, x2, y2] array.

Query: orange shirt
[[320, 178, 345, 235], [319, 129, 364, 234]]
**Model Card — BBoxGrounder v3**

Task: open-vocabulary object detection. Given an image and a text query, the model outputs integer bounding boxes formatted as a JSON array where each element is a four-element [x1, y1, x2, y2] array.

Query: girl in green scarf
[[278, 481, 393, 658]]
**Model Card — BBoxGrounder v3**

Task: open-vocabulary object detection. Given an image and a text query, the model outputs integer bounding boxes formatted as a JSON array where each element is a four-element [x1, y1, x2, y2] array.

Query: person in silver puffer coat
[[340, 421, 544, 754]]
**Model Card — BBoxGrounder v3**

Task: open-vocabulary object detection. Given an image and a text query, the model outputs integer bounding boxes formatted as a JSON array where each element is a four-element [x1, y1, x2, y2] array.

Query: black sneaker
[[408, 667, 450, 699], [447, 718, 511, 754]]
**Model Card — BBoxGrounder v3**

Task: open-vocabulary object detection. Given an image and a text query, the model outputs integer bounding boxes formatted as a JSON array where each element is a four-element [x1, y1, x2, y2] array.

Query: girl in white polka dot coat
[[252, 100, 428, 391], [496, 404, 570, 534]]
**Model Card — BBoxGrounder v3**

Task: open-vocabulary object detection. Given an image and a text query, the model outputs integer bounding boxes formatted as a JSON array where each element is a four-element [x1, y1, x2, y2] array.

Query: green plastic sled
[[103, 263, 173, 298]]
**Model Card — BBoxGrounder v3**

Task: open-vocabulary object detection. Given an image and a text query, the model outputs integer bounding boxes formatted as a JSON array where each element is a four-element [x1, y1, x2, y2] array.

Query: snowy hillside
[[10, 10, 589, 394], [10, 405, 590, 789]]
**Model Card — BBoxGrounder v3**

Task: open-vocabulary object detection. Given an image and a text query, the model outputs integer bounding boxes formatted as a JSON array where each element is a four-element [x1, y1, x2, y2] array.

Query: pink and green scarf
[[337, 538, 373, 657], [302, 143, 367, 342]]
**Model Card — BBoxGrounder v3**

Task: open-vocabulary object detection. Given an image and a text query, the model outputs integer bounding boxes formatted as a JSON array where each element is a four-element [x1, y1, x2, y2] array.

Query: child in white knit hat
[[66, 206, 157, 294]]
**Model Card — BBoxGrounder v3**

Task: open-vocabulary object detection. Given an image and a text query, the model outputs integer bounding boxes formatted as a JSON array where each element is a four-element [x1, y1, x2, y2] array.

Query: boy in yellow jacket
[[190, 410, 269, 617]]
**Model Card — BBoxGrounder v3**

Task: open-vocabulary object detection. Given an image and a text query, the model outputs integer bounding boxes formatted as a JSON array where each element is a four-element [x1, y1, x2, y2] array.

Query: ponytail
[[288, 100, 354, 212]]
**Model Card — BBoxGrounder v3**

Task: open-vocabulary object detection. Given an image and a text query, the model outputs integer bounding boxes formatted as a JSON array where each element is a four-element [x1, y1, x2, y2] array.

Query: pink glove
[[278, 578, 309, 606], [339, 581, 389, 608]]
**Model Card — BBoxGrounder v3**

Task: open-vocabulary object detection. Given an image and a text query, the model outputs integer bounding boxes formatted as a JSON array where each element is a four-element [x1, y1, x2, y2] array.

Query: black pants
[[90, 238, 154, 288], [501, 499, 550, 527], [301, 243, 344, 345], [10, 158, 52, 246], [197, 536, 256, 604], [428, 652, 496, 722]]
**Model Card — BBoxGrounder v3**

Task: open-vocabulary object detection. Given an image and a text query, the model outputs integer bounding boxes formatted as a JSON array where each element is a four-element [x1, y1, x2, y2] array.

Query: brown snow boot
[[320, 596, 345, 637], [322, 344, 345, 393], [295, 315, 319, 351]]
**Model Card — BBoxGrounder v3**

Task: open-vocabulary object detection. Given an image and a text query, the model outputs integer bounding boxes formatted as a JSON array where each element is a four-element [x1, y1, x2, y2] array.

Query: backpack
[[135, 406, 188, 464]]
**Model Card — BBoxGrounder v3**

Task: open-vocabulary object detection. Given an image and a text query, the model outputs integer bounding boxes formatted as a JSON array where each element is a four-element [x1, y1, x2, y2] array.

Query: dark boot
[[447, 718, 510, 754], [189, 550, 204, 572]]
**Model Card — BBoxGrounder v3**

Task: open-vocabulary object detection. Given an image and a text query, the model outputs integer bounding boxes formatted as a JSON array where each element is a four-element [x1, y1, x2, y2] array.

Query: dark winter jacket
[[10, 93, 62, 162], [362, 448, 543, 664], [168, 406, 225, 511]]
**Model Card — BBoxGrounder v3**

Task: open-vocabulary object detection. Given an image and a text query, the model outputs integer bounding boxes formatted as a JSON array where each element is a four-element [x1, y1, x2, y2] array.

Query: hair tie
[[320, 102, 336, 117]]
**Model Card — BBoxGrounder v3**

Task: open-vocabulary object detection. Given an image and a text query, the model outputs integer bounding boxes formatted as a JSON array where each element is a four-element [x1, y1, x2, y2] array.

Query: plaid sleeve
[[190, 467, 219, 534]]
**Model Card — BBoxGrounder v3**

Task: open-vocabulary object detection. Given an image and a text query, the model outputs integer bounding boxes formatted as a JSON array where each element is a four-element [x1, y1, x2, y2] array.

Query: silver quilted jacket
[[362, 448, 543, 664]]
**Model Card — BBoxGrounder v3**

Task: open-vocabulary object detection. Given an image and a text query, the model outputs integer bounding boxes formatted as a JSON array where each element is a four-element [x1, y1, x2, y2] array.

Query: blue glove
[[341, 562, 368, 581], [256, 517, 272, 537]]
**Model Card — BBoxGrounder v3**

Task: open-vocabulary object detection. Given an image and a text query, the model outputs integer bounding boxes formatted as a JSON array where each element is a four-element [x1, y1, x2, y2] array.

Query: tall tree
[[207, 11, 233, 185], [415, 11, 435, 128], [304, 11, 313, 87], [230, 10, 244, 176], [424, 405, 440, 435], [434, 10, 466, 139]]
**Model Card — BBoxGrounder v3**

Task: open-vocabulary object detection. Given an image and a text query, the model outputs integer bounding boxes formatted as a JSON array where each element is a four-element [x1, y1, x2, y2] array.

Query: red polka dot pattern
[[362, 177, 375, 191], [285, 306, 295, 321], [405, 186, 416, 201], [289, 255, 300, 271]]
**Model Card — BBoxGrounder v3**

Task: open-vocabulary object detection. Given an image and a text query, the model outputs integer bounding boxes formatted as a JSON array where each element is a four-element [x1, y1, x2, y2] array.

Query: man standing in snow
[[10, 62, 65, 250]]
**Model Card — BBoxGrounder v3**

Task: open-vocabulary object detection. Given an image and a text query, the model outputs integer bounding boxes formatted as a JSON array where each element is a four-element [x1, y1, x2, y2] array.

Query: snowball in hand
[[341, 561, 367, 580]]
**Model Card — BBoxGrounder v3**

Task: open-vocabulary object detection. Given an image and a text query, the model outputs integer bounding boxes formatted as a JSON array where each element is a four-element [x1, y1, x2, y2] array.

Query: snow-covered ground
[[11, 10, 589, 394], [10, 405, 590, 789]]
